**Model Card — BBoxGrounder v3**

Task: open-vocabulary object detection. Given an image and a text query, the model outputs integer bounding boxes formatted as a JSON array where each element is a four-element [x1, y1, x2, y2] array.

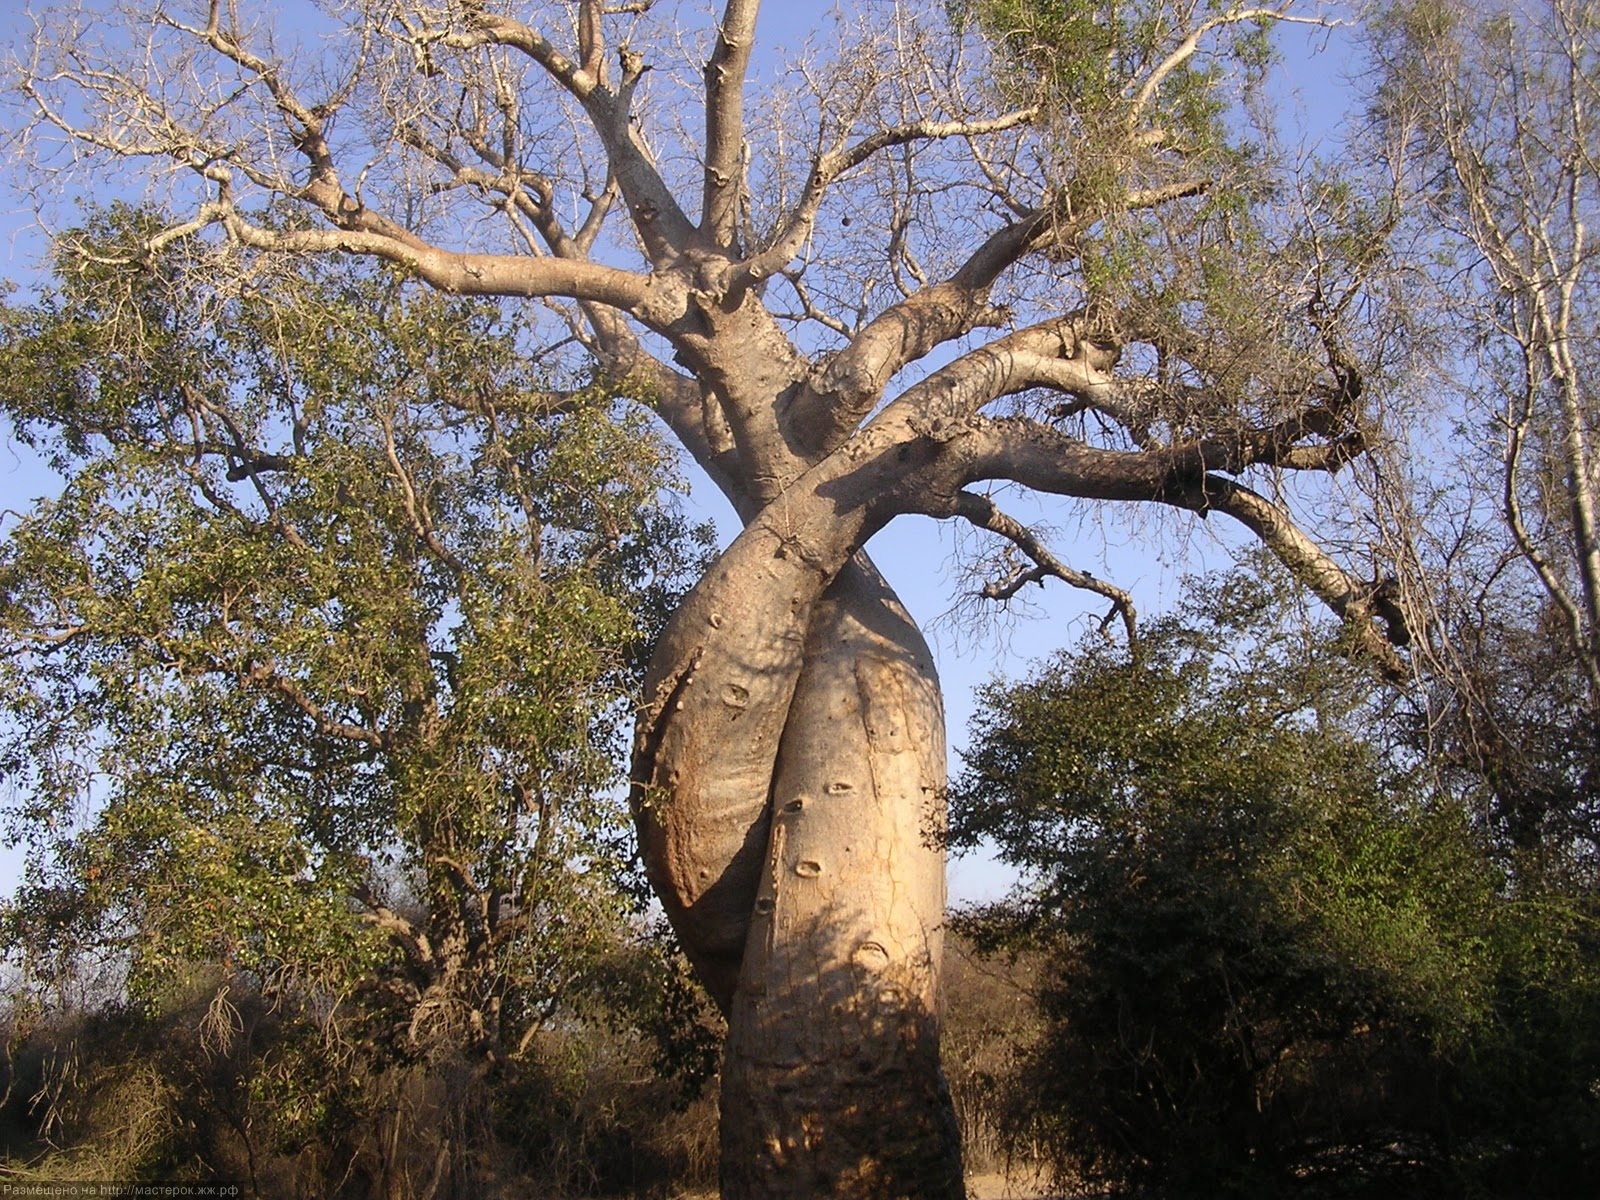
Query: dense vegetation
[[0, 211, 722, 1194], [949, 570, 1600, 1197]]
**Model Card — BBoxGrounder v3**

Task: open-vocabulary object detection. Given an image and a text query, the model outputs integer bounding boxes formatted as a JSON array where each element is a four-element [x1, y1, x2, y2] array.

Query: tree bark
[[719, 558, 962, 1199], [632, 493, 964, 1195]]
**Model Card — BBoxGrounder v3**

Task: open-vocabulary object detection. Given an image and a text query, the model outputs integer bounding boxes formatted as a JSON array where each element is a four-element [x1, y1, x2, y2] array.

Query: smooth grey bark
[[720, 560, 960, 1199]]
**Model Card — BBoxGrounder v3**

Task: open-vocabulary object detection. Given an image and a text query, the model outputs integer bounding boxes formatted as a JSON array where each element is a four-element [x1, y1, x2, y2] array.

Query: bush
[[0, 960, 722, 1199], [950, 572, 1600, 1197]]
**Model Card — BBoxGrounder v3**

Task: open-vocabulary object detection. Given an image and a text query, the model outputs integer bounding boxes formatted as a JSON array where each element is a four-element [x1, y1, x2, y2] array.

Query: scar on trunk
[[853, 653, 911, 754], [630, 644, 705, 809]]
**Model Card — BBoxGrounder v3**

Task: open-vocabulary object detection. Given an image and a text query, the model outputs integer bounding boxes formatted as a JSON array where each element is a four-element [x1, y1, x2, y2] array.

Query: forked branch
[[955, 491, 1138, 641], [735, 106, 1039, 285]]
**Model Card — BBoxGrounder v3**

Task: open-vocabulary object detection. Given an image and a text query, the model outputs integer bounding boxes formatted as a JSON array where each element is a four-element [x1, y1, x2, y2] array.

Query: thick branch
[[202, 201, 651, 308], [1197, 476, 1410, 675], [789, 178, 1209, 457], [838, 315, 1119, 457], [702, 0, 760, 246], [960, 421, 1411, 673], [437, 11, 593, 97], [786, 216, 1053, 455], [353, 881, 434, 969]]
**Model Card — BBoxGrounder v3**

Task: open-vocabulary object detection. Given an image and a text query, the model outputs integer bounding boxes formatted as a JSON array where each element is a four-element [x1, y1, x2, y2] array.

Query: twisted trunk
[[633, 511, 963, 1196], [720, 559, 960, 1199]]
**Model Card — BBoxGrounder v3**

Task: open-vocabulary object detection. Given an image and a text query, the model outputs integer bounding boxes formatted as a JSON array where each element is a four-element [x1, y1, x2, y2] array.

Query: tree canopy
[[1356, 0, 1600, 863], [0, 0, 1593, 1195]]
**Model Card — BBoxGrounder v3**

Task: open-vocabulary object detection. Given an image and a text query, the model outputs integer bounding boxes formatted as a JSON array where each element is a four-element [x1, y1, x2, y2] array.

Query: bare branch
[[205, 199, 651, 308], [734, 106, 1038, 285], [788, 175, 1211, 456], [1129, 7, 1335, 125], [955, 490, 1137, 642], [436, 6, 695, 256], [787, 214, 1052, 453], [1197, 477, 1411, 675], [436, 11, 594, 97], [702, 0, 760, 245]]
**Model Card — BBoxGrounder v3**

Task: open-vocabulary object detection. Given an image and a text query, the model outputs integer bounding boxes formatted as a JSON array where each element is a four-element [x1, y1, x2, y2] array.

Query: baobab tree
[[8, 1, 1411, 1194]]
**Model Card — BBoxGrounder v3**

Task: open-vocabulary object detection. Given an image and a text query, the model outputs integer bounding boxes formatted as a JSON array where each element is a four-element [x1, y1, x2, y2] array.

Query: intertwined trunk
[[720, 562, 961, 1198], [633, 484, 965, 1195]]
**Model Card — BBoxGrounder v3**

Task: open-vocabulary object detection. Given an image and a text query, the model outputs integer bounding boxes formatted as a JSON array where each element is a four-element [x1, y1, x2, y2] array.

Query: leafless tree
[[7, 1, 1412, 1194], [1361, 0, 1598, 856]]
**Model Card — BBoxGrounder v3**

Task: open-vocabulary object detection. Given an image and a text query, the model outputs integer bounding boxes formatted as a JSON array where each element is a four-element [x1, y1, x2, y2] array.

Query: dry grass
[[661, 1171, 1064, 1200], [965, 1168, 1068, 1198]]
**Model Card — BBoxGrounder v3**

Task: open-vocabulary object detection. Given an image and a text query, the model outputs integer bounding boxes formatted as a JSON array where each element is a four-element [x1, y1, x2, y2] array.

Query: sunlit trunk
[[719, 560, 962, 1199], [634, 543, 963, 1198]]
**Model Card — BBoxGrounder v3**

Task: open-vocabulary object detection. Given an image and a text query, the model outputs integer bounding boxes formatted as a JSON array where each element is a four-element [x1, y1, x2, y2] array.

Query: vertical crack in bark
[[630, 643, 706, 809]]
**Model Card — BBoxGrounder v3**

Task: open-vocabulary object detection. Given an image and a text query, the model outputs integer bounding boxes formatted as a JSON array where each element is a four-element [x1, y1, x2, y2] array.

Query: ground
[[965, 1169, 1061, 1198], [672, 1171, 1060, 1199]]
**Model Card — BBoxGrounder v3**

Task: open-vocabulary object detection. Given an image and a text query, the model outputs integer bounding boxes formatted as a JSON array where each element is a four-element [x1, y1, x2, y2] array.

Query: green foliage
[[949, 0, 1284, 251], [953, 0, 1275, 148], [950, 570, 1600, 1196], [950, 4, 1400, 465], [0, 206, 717, 1190]]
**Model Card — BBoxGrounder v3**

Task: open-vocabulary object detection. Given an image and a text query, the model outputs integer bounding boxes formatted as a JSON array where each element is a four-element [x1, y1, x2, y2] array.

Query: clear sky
[[0, 0, 1364, 909]]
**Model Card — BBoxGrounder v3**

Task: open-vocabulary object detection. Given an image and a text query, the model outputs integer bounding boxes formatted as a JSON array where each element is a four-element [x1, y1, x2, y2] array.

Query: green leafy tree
[[0, 207, 714, 1191], [950, 570, 1600, 1197]]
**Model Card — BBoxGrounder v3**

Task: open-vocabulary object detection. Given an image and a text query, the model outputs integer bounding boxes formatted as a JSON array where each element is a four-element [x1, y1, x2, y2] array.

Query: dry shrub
[[3, 1048, 178, 1180], [0, 967, 722, 1199], [941, 936, 1045, 1176]]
